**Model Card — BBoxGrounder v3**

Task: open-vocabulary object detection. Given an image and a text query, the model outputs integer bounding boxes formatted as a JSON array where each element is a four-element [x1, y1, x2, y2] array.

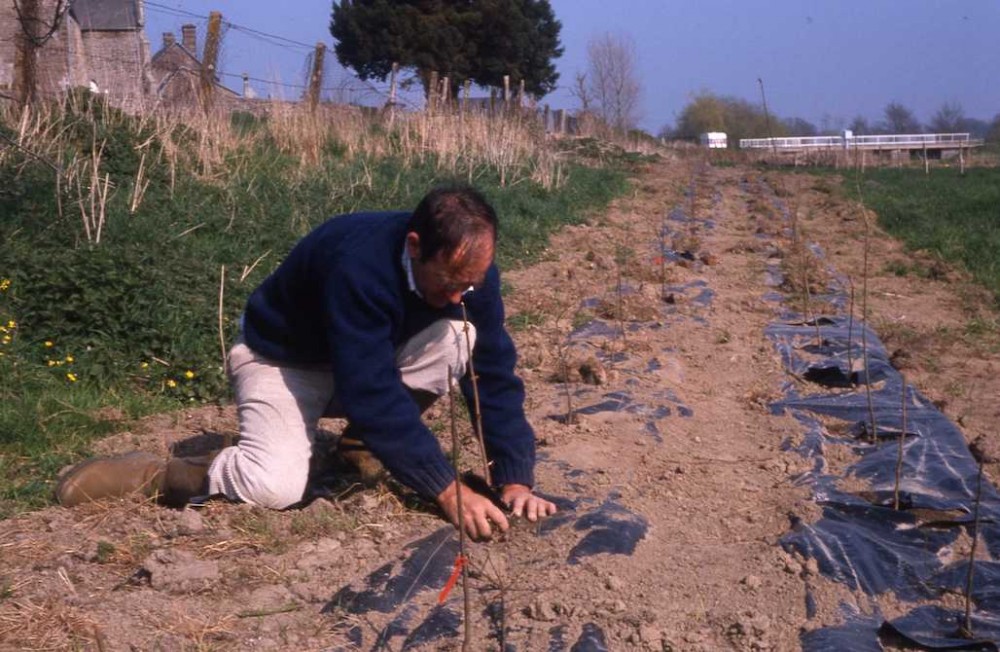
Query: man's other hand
[[436, 480, 509, 540], [500, 484, 557, 522]]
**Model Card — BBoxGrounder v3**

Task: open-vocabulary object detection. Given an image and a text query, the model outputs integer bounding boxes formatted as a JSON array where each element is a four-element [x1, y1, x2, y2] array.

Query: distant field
[[855, 167, 1000, 299]]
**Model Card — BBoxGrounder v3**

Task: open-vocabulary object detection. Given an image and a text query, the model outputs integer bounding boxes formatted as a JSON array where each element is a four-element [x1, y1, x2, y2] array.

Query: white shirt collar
[[401, 247, 423, 298]]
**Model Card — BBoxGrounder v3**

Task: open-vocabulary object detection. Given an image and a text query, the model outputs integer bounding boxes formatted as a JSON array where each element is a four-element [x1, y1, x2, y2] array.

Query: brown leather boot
[[159, 453, 217, 507], [334, 389, 439, 486], [336, 429, 387, 487], [55, 452, 165, 507], [55, 451, 216, 508]]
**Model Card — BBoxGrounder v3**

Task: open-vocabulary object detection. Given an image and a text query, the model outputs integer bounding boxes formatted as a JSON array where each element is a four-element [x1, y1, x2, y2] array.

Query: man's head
[[406, 185, 497, 308]]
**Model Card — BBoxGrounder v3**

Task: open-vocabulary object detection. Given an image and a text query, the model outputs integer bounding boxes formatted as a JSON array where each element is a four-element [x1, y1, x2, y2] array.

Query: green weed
[[0, 97, 633, 516], [507, 310, 545, 331], [858, 168, 1000, 300]]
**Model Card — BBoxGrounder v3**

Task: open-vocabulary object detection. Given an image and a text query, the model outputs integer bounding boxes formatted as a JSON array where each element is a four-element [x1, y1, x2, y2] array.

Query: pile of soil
[[2, 158, 998, 651]]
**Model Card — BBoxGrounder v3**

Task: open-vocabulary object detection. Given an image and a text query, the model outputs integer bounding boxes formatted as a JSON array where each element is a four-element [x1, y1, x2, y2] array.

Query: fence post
[[462, 79, 471, 115], [387, 62, 399, 107], [428, 70, 439, 114], [307, 42, 326, 112], [200, 11, 223, 112], [502, 75, 510, 112], [441, 75, 450, 109]]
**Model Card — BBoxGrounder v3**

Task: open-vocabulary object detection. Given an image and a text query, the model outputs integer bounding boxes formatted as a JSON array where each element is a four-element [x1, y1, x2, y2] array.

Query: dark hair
[[407, 184, 498, 262]]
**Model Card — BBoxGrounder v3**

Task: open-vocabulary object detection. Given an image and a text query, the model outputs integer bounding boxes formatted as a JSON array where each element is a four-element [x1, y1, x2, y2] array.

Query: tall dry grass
[[1, 93, 575, 215]]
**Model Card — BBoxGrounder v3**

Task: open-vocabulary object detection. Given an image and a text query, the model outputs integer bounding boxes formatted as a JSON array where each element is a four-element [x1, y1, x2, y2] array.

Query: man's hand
[[437, 480, 509, 540], [500, 484, 557, 522]]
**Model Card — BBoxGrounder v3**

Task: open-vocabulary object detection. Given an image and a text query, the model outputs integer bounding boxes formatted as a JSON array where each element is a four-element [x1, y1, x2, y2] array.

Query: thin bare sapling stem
[[448, 369, 473, 651], [460, 302, 491, 486], [850, 145, 878, 443], [659, 211, 668, 299], [961, 437, 994, 639], [217, 265, 227, 369], [894, 372, 907, 510], [615, 246, 628, 349], [790, 204, 821, 345], [860, 200, 877, 444], [847, 276, 856, 385], [557, 337, 575, 425]]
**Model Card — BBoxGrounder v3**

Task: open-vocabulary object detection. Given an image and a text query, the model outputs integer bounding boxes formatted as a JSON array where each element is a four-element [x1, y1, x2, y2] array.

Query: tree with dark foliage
[[330, 0, 562, 97]]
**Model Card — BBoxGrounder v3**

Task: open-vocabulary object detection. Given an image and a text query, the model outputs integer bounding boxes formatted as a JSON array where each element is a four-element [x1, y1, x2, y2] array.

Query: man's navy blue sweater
[[242, 211, 535, 499]]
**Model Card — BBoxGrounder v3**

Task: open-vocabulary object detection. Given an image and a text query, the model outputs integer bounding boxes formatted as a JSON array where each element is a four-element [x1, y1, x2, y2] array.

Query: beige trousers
[[206, 319, 475, 508]]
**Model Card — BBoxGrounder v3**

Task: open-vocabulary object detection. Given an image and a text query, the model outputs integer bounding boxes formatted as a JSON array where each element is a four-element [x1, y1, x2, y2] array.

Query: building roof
[[70, 0, 140, 31]]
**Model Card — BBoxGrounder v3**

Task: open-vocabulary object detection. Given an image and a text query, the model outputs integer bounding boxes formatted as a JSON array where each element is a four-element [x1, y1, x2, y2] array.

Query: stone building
[[149, 23, 239, 108], [0, 0, 153, 110]]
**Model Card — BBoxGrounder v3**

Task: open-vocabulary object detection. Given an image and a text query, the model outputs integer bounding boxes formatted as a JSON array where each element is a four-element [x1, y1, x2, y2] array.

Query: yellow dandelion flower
[[47, 360, 56, 367], [166, 379, 177, 388], [65, 355, 74, 363], [44, 341, 53, 348], [140, 361, 149, 369], [66, 372, 78, 382], [6, 320, 15, 329], [184, 370, 195, 379], [1, 335, 10, 345], [0, 278, 10, 291]]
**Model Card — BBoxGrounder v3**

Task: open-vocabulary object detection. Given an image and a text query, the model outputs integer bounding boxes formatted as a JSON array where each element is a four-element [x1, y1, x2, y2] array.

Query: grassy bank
[[854, 167, 1000, 299], [0, 94, 639, 515]]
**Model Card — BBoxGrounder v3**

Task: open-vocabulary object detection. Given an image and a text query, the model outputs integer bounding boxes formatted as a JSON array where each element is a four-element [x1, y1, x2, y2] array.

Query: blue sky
[[144, 1, 1000, 133]]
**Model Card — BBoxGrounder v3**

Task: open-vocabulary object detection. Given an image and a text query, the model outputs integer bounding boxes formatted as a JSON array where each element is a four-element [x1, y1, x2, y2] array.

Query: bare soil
[[2, 158, 998, 651]]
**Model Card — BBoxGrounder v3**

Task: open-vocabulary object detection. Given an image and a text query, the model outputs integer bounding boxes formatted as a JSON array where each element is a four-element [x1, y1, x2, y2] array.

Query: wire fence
[[2, 1, 583, 131]]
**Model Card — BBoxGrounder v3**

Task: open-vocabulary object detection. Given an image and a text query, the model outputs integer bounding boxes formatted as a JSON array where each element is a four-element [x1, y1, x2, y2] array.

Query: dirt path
[[2, 158, 998, 651]]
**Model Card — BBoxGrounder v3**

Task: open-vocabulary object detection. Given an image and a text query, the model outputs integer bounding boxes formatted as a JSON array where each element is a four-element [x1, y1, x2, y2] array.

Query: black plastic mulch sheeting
[[880, 606, 1000, 650], [799, 605, 885, 651], [323, 483, 645, 650], [769, 314, 1000, 648]]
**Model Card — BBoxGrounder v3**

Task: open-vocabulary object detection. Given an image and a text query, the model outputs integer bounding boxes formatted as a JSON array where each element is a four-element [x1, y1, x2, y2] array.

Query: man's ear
[[405, 232, 421, 260]]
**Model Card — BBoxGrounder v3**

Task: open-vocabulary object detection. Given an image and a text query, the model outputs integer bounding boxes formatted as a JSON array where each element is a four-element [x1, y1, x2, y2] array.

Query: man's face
[[407, 233, 493, 308]]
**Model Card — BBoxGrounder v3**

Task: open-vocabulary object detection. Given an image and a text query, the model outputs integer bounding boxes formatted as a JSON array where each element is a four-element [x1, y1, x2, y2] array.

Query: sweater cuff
[[490, 457, 535, 489], [391, 456, 457, 500]]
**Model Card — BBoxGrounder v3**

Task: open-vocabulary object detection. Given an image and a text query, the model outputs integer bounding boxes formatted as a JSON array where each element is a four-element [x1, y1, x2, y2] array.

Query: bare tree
[[569, 71, 593, 114], [585, 32, 641, 132], [929, 101, 966, 133], [881, 101, 921, 134]]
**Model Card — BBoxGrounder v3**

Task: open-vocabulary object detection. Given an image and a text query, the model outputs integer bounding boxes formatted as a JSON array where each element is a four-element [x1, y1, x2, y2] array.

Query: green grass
[[0, 97, 631, 516], [856, 167, 1000, 299]]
